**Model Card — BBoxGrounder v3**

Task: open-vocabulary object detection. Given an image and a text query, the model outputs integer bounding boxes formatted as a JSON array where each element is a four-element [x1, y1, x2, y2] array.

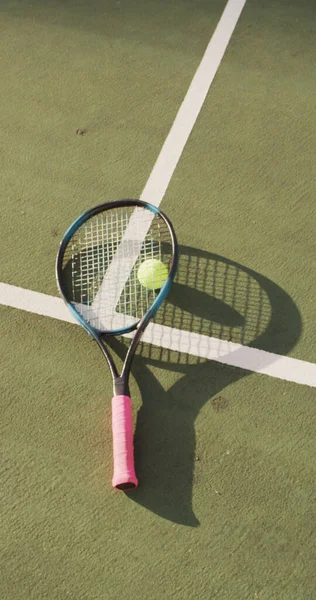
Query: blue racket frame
[[56, 199, 178, 390]]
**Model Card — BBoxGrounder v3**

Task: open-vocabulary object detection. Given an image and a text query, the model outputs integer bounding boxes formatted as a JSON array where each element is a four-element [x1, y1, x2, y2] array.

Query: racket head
[[56, 199, 178, 336]]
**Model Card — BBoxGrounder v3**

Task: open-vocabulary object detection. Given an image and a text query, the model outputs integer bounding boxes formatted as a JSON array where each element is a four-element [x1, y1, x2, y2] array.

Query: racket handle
[[111, 395, 138, 491]]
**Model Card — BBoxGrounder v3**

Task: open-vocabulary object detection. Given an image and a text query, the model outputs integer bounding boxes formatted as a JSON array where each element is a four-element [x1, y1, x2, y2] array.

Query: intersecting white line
[[91, 0, 249, 320], [69, 0, 249, 326], [91, 208, 154, 326], [1, 284, 315, 388], [3, 1, 315, 388]]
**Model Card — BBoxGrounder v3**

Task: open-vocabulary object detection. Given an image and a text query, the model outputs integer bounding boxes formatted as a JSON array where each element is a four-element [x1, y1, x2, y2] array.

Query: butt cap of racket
[[111, 395, 138, 491]]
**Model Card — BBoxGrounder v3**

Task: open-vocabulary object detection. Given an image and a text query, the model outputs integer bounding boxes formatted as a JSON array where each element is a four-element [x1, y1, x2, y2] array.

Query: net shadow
[[108, 245, 302, 526]]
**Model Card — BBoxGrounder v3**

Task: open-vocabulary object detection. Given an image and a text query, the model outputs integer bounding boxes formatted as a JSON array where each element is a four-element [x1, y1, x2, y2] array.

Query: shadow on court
[[108, 246, 302, 527]]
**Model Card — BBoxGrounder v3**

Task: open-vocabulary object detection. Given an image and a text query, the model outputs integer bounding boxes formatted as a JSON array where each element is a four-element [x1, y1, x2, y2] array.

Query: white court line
[[140, 0, 248, 206], [91, 208, 155, 327], [92, 0, 248, 319], [1, 283, 316, 388], [3, 1, 314, 388]]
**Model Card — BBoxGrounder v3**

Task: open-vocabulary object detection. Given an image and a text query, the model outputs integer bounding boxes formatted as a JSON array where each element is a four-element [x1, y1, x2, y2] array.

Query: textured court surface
[[1, 1, 315, 599]]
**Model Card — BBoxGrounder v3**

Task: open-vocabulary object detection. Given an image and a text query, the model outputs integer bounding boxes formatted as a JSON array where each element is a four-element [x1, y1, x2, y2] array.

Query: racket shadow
[[108, 246, 301, 526]]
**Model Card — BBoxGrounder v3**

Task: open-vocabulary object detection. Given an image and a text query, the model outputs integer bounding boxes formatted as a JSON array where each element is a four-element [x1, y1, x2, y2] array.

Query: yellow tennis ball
[[137, 259, 168, 290]]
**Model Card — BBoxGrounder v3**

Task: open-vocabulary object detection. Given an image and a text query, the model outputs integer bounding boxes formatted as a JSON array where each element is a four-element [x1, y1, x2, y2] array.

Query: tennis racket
[[56, 199, 178, 491]]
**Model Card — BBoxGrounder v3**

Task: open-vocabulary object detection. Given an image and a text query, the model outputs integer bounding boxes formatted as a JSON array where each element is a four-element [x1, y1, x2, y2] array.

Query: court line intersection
[[1, 283, 315, 387], [2, 0, 315, 387]]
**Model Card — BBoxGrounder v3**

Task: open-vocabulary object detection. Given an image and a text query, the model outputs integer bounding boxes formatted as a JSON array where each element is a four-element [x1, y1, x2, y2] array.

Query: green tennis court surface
[[1, 1, 315, 599]]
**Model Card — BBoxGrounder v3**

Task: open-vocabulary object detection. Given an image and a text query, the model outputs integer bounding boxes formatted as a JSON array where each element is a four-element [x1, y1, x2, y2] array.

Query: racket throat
[[113, 376, 129, 397]]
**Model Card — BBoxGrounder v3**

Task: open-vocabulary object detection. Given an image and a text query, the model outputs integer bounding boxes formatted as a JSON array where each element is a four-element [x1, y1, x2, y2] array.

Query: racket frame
[[56, 199, 178, 487], [56, 199, 178, 390]]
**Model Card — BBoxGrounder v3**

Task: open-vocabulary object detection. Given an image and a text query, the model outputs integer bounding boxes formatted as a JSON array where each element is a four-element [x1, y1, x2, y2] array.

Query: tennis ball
[[137, 259, 168, 290]]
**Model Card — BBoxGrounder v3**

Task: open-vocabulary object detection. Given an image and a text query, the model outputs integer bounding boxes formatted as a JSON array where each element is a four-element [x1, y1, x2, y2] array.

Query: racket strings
[[62, 206, 172, 330]]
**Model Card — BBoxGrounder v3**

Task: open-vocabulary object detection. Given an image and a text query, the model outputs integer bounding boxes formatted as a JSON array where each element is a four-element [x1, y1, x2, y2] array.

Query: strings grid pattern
[[61, 206, 171, 331], [142, 251, 272, 365]]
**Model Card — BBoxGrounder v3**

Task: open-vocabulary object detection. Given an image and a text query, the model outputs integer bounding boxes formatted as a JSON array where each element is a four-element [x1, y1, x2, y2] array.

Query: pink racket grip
[[111, 395, 138, 491]]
